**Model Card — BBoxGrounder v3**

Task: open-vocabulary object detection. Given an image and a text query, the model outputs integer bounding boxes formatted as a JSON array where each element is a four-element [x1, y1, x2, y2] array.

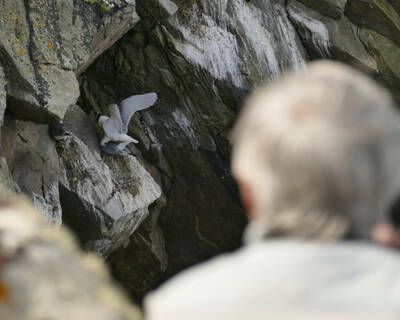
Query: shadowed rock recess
[[0, 0, 399, 304]]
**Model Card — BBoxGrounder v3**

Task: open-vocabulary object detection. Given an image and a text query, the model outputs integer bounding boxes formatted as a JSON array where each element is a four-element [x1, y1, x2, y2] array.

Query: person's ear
[[373, 222, 400, 249], [237, 178, 257, 220]]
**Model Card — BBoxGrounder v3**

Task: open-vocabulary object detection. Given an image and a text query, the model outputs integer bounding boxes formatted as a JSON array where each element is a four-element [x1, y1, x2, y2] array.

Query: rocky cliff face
[[0, 0, 399, 302], [288, 0, 400, 101], [81, 0, 307, 299], [0, 190, 142, 320]]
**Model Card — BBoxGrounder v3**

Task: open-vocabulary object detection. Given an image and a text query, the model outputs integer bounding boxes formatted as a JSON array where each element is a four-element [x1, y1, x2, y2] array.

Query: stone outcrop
[[287, 0, 400, 101], [288, 0, 377, 74], [0, 158, 20, 193], [294, 0, 347, 19], [359, 28, 400, 101], [107, 198, 168, 302], [345, 0, 400, 47], [0, 67, 6, 130], [80, 0, 307, 290], [0, 0, 138, 123], [0, 0, 164, 301], [57, 108, 162, 256], [0, 191, 142, 320], [1, 114, 62, 225], [0, 0, 399, 305]]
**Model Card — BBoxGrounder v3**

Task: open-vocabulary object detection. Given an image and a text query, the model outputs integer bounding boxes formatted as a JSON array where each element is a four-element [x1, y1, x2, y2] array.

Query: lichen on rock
[[0, 0, 139, 123]]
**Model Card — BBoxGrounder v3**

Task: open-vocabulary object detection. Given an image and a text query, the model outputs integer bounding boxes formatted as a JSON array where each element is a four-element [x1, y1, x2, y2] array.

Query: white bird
[[98, 92, 158, 154]]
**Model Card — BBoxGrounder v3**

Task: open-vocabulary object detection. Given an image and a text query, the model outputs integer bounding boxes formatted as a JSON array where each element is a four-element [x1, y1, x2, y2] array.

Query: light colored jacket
[[144, 240, 400, 320]]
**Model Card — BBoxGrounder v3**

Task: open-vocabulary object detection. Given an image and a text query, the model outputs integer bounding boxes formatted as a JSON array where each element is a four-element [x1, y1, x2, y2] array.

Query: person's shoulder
[[147, 244, 253, 293], [144, 240, 400, 319], [144, 240, 310, 316], [320, 240, 400, 266], [144, 243, 267, 318]]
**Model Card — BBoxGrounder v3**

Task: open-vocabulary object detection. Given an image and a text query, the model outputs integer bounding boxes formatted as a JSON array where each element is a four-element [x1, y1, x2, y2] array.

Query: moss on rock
[[84, 0, 114, 12]]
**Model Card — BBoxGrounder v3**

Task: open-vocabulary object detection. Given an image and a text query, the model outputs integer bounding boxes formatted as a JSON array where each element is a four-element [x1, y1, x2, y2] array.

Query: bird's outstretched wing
[[119, 93, 158, 133], [102, 104, 124, 138]]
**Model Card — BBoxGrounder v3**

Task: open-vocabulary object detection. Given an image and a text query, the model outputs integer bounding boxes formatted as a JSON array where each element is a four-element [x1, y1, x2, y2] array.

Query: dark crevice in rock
[[16, 132, 29, 144], [107, 196, 168, 304], [6, 96, 60, 124], [22, 0, 49, 109]]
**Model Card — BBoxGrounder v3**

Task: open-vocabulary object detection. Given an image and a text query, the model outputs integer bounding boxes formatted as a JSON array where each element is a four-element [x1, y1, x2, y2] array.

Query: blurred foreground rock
[[0, 190, 142, 320]]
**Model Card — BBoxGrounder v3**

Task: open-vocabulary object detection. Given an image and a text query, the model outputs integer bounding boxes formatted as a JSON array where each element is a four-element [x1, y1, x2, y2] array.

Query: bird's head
[[98, 115, 109, 126]]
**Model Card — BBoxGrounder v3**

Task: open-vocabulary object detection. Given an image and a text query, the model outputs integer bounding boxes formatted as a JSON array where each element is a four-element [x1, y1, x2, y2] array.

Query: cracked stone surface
[[288, 0, 378, 74], [56, 105, 162, 256], [1, 114, 62, 225], [80, 0, 306, 292], [0, 0, 139, 123], [0, 66, 6, 131], [345, 0, 400, 47]]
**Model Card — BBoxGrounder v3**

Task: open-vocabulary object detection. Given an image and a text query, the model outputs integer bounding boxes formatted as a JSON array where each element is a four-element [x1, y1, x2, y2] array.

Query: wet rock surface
[[0, 0, 399, 305]]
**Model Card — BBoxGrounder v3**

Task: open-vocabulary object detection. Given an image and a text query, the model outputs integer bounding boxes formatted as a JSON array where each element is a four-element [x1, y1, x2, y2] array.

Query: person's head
[[232, 61, 400, 243]]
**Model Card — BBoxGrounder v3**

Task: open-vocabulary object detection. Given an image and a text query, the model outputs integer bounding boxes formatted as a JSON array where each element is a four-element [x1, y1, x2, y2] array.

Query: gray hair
[[232, 61, 400, 241]]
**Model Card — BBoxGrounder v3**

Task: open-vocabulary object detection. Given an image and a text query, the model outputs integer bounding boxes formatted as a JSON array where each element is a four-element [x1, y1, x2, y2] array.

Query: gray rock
[[295, 0, 347, 19], [55, 130, 161, 256], [288, 0, 378, 74], [0, 158, 20, 193], [63, 104, 102, 157], [107, 195, 168, 302], [345, 0, 400, 47], [359, 28, 400, 101], [1, 114, 62, 225], [163, 0, 306, 87], [287, 0, 400, 101], [0, 0, 139, 123], [0, 66, 6, 131], [136, 0, 178, 22], [387, 0, 400, 15], [81, 0, 307, 286], [0, 191, 142, 320]]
